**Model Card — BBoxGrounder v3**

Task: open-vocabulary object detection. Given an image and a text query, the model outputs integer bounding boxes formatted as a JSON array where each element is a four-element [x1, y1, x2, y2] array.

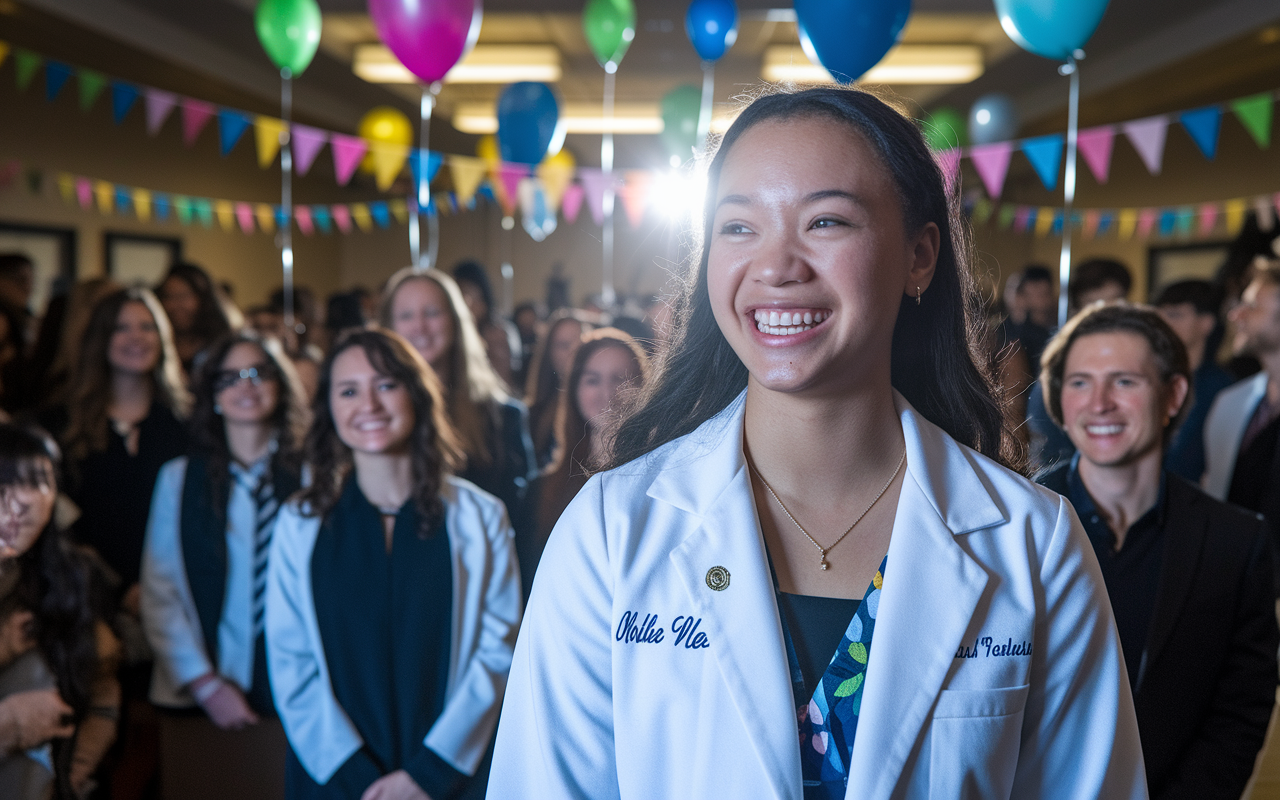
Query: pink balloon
[[368, 0, 482, 84]]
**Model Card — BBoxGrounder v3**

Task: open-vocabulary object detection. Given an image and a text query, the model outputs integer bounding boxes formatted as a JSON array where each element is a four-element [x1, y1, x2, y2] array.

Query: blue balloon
[[685, 0, 738, 63], [968, 93, 1018, 145], [497, 82, 561, 165], [794, 0, 911, 84], [994, 0, 1110, 61]]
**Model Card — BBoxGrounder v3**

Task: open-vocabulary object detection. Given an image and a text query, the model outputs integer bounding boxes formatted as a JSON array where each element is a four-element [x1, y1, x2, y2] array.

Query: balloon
[[794, 0, 910, 84], [685, 0, 738, 63], [367, 0, 482, 84], [583, 0, 636, 69], [254, 0, 322, 75], [497, 82, 561, 165], [660, 85, 701, 166], [922, 107, 966, 151], [358, 106, 413, 174], [994, 0, 1109, 61], [968, 93, 1018, 145]]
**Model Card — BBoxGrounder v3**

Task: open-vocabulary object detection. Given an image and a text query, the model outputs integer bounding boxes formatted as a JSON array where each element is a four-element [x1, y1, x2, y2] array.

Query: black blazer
[[1041, 467, 1279, 800]]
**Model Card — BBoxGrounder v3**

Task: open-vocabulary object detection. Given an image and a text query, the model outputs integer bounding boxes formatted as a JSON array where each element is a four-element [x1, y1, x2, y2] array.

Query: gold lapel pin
[[705, 566, 730, 591]]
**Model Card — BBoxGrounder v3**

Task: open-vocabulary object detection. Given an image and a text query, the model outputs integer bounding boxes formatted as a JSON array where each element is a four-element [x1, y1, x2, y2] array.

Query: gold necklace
[[749, 449, 906, 571]]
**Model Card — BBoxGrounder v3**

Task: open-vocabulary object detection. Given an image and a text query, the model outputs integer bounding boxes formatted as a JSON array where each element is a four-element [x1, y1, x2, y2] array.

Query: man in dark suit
[[1037, 302, 1278, 799]]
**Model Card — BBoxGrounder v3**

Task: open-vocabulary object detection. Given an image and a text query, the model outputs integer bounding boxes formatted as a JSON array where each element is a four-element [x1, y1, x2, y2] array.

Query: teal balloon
[[255, 0, 322, 75], [923, 107, 966, 151], [583, 0, 637, 68], [660, 85, 702, 164], [994, 0, 1110, 61]]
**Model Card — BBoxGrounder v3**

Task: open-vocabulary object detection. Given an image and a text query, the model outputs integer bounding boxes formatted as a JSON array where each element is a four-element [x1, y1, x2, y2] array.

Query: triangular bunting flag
[[194, 198, 215, 227], [75, 177, 92, 209], [1121, 116, 1168, 176], [25, 168, 43, 197], [409, 150, 444, 196], [255, 204, 275, 233], [997, 204, 1016, 230], [1014, 207, 1032, 233], [1179, 107, 1221, 160], [1231, 93, 1272, 149], [1035, 206, 1055, 236], [56, 174, 74, 204], [936, 149, 961, 192], [133, 188, 152, 221], [111, 82, 141, 124], [217, 109, 253, 156], [388, 199, 408, 224], [330, 135, 367, 186], [370, 142, 409, 191], [1021, 135, 1064, 191], [497, 164, 528, 216], [93, 180, 114, 213], [971, 199, 993, 225], [44, 61, 72, 102], [370, 201, 391, 228], [253, 117, 288, 168], [1076, 126, 1115, 184], [215, 200, 235, 231], [295, 206, 314, 235], [1118, 209, 1138, 239], [1083, 210, 1100, 239], [0, 42, 9, 70], [1158, 210, 1176, 237], [1137, 208, 1158, 238], [968, 143, 1013, 198], [1175, 207, 1194, 236], [78, 70, 107, 112], [351, 203, 373, 232], [182, 99, 215, 146], [1253, 196, 1275, 231], [312, 206, 333, 234], [145, 89, 178, 135], [1198, 203, 1218, 236], [448, 156, 487, 207], [618, 171, 653, 229], [274, 206, 287, 230], [332, 205, 353, 233], [1097, 212, 1114, 237], [114, 185, 132, 215], [561, 182, 585, 224], [234, 202, 255, 233], [14, 50, 41, 90], [154, 193, 171, 221], [290, 125, 328, 176], [579, 168, 614, 225], [536, 160, 575, 213], [174, 196, 193, 225]]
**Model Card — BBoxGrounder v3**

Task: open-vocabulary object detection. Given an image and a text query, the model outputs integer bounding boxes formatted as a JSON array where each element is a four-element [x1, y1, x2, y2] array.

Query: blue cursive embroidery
[[954, 636, 1033, 659], [616, 611, 664, 644], [671, 616, 711, 649]]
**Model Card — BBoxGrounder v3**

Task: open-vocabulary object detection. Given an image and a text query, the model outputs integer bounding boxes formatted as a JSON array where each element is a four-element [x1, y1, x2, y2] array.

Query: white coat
[[488, 390, 1146, 800], [266, 476, 522, 785], [1201, 371, 1267, 500]]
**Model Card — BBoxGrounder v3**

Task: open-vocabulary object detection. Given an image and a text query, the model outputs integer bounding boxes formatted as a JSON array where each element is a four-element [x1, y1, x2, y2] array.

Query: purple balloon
[[368, 0, 482, 84]]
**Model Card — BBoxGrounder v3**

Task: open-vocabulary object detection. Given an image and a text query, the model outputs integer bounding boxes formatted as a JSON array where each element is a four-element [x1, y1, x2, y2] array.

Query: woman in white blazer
[[488, 86, 1146, 800], [267, 328, 521, 800]]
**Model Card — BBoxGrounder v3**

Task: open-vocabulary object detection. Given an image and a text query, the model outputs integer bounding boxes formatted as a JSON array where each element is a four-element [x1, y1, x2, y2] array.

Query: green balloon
[[923, 107, 968, 151], [583, 0, 636, 68], [661, 85, 702, 163], [255, 0, 322, 76]]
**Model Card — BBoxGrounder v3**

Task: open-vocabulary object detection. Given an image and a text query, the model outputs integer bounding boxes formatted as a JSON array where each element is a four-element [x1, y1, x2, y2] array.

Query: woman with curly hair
[[141, 332, 309, 800], [267, 328, 520, 800]]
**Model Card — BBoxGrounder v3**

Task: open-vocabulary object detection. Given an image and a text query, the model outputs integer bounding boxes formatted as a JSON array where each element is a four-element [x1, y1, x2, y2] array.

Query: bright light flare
[[648, 167, 708, 225]]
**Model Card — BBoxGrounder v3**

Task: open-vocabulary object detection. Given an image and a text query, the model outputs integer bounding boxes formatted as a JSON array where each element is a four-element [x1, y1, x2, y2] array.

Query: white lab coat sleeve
[[488, 474, 621, 800], [140, 457, 213, 693], [1011, 495, 1147, 798], [265, 505, 363, 784], [424, 495, 522, 774]]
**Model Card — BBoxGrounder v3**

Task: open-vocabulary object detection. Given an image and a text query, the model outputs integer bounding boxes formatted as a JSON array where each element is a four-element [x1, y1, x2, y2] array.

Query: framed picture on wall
[[1147, 241, 1231, 301], [105, 232, 182, 288], [0, 222, 76, 315]]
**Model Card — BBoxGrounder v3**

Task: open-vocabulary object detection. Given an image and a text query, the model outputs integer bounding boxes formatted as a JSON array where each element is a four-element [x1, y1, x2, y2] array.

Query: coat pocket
[[929, 685, 1030, 800]]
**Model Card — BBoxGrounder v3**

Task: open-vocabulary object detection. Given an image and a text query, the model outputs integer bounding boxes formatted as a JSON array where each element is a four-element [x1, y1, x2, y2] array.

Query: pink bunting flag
[[181, 99, 215, 146], [936, 148, 961, 192], [619, 171, 653, 229], [1137, 208, 1158, 238], [497, 164, 528, 216], [332, 204, 353, 233], [1198, 204, 1218, 236], [579, 168, 614, 226], [1013, 206, 1031, 233], [1254, 196, 1275, 231], [1083, 210, 1100, 239], [145, 89, 178, 136], [968, 143, 1013, 199], [1121, 116, 1169, 176], [234, 201, 255, 233], [294, 206, 314, 236], [330, 135, 368, 186], [290, 125, 328, 177], [1076, 126, 1115, 184], [75, 177, 92, 209], [561, 183, 584, 224]]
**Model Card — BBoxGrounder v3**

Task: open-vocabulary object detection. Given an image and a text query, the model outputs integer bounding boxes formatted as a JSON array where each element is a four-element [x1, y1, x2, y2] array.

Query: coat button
[[705, 566, 730, 591]]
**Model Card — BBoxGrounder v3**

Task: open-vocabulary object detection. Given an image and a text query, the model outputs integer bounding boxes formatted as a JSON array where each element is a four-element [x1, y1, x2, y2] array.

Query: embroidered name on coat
[[615, 611, 712, 649], [955, 636, 1033, 659]]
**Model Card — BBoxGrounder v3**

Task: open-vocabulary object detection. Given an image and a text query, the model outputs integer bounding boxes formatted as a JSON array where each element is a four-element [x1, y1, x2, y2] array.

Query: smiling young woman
[[489, 87, 1146, 799]]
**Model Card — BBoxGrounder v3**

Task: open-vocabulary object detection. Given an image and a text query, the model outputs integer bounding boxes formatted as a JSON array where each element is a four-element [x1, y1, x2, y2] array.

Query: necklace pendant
[[820, 556, 829, 571]]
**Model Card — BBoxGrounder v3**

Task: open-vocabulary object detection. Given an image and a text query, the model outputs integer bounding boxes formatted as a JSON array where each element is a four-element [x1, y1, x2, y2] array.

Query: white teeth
[[781, 311, 793, 326], [1086, 424, 1123, 435], [803, 312, 813, 324], [755, 321, 815, 336], [769, 311, 780, 326]]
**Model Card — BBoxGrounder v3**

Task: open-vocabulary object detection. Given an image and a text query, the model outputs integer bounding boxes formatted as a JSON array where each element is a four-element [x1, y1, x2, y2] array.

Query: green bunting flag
[[1230, 93, 1273, 149], [13, 49, 41, 90], [78, 69, 107, 112]]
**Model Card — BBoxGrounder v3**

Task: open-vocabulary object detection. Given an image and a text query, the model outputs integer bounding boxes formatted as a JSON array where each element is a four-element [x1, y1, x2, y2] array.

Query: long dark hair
[[609, 86, 1019, 472], [188, 332, 311, 512], [0, 424, 99, 716], [295, 327, 464, 533], [156, 262, 235, 342]]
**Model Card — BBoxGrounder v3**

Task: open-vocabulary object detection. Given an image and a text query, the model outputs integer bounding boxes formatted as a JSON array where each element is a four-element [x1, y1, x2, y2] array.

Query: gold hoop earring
[[916, 286, 922, 306]]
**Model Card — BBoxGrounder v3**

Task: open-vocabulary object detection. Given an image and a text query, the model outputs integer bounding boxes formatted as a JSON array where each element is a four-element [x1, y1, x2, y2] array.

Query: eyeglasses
[[213, 364, 279, 393]]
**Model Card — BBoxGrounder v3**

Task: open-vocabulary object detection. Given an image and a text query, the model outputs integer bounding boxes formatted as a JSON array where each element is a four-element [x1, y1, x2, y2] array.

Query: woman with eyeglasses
[[140, 333, 309, 800], [267, 328, 520, 800]]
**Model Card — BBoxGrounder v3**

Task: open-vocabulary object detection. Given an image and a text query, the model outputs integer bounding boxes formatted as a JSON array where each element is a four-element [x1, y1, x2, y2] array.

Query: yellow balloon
[[539, 146, 576, 170], [476, 134, 500, 166], [358, 106, 413, 174]]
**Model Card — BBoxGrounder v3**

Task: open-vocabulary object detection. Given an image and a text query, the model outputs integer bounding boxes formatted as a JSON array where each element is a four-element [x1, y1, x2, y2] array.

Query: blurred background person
[[32, 278, 121, 411], [524, 310, 591, 469], [510, 302, 541, 391], [322, 291, 366, 347], [154, 263, 237, 376], [141, 333, 308, 800], [1069, 257, 1133, 313], [267, 328, 520, 800], [268, 288, 323, 400], [0, 423, 121, 800], [451, 261, 520, 390], [1000, 265, 1056, 366]]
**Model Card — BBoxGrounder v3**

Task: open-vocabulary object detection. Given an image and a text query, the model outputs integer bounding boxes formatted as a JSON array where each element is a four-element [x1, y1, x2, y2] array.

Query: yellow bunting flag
[[351, 203, 372, 231], [254, 117, 288, 168], [57, 173, 74, 204], [1225, 199, 1247, 235], [1117, 208, 1138, 240], [133, 189, 152, 221], [1035, 207, 1055, 236], [255, 203, 275, 233], [94, 181, 114, 213], [215, 200, 235, 231], [537, 148, 576, 213], [388, 198, 408, 224], [369, 142, 409, 191], [449, 156, 487, 207], [0, 41, 9, 69], [434, 192, 452, 216]]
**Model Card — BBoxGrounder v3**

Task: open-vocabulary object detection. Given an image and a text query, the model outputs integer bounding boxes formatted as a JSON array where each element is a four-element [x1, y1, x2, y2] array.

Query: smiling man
[[1037, 302, 1278, 799]]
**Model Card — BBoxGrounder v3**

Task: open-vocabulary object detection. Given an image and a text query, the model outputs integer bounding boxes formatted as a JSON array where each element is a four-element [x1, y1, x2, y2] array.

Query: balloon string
[[602, 68, 616, 308], [280, 68, 294, 329], [412, 83, 440, 272], [1057, 53, 1081, 329], [697, 62, 714, 154]]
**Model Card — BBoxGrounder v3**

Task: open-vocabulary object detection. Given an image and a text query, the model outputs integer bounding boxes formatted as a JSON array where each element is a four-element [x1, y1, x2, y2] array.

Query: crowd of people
[[0, 84, 1277, 800]]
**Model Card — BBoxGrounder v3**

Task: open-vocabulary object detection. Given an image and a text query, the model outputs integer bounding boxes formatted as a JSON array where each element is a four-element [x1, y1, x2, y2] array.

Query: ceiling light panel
[[354, 44, 562, 84], [763, 44, 984, 84]]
